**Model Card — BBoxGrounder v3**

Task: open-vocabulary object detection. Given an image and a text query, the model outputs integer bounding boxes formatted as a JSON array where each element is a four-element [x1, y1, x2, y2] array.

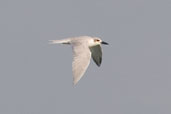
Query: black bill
[[101, 41, 109, 45]]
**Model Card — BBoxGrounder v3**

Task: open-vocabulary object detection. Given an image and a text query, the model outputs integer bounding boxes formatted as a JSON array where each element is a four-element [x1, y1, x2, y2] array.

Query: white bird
[[49, 36, 108, 85]]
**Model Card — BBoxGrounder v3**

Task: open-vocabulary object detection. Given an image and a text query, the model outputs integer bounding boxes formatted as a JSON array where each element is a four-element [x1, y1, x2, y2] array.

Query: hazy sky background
[[0, 0, 171, 114]]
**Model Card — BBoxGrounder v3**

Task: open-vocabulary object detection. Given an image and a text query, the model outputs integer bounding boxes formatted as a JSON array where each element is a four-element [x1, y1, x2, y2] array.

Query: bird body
[[49, 36, 108, 85]]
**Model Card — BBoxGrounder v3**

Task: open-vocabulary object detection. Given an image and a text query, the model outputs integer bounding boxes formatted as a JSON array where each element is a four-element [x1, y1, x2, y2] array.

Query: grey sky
[[0, 0, 171, 114]]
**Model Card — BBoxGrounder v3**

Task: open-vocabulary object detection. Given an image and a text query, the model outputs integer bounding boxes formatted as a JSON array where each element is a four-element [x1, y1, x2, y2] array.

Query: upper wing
[[89, 45, 102, 67], [72, 43, 91, 85]]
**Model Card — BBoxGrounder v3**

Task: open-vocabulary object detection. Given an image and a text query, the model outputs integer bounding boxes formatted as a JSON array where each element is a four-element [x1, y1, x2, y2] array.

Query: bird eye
[[94, 39, 100, 42]]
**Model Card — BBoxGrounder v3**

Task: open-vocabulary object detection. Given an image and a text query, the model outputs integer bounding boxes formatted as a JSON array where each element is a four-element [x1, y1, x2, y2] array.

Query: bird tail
[[49, 39, 70, 44]]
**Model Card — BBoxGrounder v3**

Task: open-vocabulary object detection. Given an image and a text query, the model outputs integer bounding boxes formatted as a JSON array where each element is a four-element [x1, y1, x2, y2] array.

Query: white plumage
[[49, 36, 108, 85]]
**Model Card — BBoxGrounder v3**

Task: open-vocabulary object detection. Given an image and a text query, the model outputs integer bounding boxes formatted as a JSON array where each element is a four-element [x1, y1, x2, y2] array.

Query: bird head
[[88, 37, 109, 47], [94, 38, 109, 45]]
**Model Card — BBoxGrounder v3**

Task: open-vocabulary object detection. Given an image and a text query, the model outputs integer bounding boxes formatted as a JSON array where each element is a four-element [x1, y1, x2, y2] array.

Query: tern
[[49, 36, 108, 85]]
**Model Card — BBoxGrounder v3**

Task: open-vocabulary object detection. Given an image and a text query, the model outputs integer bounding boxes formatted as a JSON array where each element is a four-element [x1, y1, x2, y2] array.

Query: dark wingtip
[[96, 57, 102, 67], [97, 64, 101, 67]]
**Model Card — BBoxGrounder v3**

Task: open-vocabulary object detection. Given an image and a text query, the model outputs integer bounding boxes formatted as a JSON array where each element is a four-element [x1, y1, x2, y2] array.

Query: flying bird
[[49, 36, 108, 85]]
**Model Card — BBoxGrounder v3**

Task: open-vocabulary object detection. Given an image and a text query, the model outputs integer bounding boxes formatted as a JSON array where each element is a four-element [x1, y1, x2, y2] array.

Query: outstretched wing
[[89, 45, 102, 67], [72, 43, 91, 85]]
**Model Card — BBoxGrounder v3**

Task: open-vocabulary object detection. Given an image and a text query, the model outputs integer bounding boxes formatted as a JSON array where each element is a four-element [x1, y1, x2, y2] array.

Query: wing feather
[[89, 45, 102, 67], [72, 43, 91, 85]]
